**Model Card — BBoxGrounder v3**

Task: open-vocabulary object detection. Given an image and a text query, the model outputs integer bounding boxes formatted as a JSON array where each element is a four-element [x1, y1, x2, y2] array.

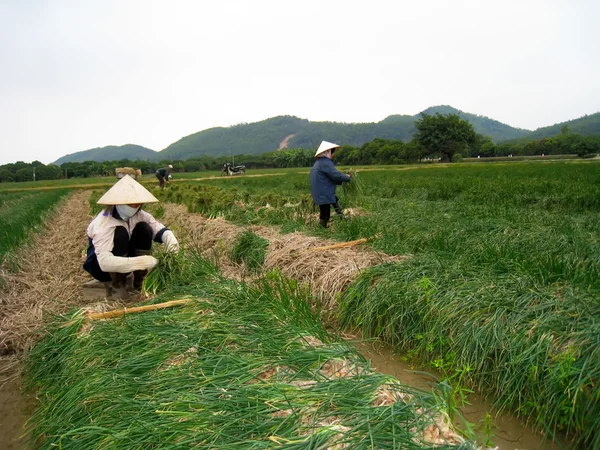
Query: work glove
[[97, 253, 158, 273], [162, 230, 180, 252]]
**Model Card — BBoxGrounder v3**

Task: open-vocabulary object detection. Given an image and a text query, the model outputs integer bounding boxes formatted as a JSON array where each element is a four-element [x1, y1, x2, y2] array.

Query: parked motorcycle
[[221, 162, 246, 176]]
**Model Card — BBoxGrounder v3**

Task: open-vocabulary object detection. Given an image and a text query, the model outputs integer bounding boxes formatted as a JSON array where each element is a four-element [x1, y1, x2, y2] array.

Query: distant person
[[156, 164, 173, 188], [310, 141, 351, 228], [83, 175, 180, 300]]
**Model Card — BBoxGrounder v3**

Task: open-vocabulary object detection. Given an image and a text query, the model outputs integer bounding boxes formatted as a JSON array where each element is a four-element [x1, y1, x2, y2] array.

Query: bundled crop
[[341, 170, 365, 203], [25, 261, 479, 449], [143, 249, 218, 295]]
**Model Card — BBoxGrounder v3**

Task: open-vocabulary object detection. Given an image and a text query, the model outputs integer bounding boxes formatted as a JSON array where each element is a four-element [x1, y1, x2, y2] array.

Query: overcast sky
[[1, 0, 598, 164]]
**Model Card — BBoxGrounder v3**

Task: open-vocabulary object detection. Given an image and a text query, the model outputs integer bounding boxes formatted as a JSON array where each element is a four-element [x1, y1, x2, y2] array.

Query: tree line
[[2, 114, 599, 183]]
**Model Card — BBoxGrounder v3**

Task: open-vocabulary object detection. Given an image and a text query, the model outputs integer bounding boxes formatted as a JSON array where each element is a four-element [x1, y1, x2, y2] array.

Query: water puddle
[[354, 340, 563, 450]]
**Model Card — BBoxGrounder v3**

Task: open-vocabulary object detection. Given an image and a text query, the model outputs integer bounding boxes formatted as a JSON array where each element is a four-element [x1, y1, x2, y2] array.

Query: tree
[[15, 167, 34, 182], [35, 164, 61, 180], [414, 113, 478, 162], [0, 169, 15, 182]]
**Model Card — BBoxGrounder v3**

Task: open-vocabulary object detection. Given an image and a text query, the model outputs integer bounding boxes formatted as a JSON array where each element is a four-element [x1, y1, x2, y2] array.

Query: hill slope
[[159, 116, 310, 160], [54, 144, 156, 164], [51, 106, 545, 163], [159, 106, 528, 160], [418, 105, 531, 141], [518, 111, 600, 141]]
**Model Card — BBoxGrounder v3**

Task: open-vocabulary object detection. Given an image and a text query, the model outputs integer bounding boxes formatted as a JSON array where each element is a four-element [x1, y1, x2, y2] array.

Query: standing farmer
[[156, 164, 173, 188], [83, 175, 180, 300], [310, 141, 351, 228]]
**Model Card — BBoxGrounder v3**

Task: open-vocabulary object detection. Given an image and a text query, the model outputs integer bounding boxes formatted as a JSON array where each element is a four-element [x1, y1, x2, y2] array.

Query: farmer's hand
[[162, 230, 180, 252], [137, 255, 159, 271]]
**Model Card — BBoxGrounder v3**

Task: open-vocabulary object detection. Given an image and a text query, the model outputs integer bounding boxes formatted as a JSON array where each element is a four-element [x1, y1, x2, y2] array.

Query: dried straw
[[162, 204, 406, 310]]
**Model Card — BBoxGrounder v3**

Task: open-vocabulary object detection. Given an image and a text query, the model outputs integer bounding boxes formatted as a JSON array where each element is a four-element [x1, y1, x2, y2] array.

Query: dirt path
[[278, 133, 296, 149]]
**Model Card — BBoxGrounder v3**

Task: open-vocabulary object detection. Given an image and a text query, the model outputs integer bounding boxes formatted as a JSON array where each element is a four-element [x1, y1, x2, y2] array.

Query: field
[[0, 189, 70, 266], [148, 161, 600, 448], [2, 160, 599, 449], [26, 261, 475, 449]]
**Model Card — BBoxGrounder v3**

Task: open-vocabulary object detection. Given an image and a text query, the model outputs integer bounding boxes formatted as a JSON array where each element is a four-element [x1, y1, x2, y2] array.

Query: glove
[[162, 230, 180, 252], [97, 253, 159, 273]]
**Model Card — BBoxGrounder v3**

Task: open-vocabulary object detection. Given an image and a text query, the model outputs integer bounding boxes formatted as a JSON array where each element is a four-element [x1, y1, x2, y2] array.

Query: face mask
[[116, 204, 140, 220]]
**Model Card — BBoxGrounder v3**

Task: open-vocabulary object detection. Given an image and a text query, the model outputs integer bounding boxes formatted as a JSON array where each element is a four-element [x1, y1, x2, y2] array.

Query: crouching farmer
[[310, 141, 352, 228], [83, 175, 179, 300]]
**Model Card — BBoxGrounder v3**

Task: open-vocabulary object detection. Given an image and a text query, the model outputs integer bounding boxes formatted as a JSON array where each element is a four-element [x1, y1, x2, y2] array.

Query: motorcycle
[[221, 162, 246, 176]]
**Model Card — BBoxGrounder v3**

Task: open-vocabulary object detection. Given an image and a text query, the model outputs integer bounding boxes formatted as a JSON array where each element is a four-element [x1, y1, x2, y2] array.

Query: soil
[[278, 134, 296, 149], [0, 359, 36, 450]]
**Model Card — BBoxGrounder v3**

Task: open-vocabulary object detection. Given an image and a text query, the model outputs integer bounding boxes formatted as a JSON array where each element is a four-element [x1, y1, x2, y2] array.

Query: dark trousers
[[156, 173, 165, 188], [318, 197, 344, 227], [83, 222, 153, 282]]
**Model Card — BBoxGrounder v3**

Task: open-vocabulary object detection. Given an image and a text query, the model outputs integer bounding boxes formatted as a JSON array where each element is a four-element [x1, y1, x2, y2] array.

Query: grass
[[147, 160, 600, 447], [25, 255, 476, 449], [230, 230, 269, 271], [0, 189, 70, 267]]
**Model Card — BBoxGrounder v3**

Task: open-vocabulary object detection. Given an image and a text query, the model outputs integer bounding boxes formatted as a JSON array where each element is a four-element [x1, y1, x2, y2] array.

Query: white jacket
[[87, 208, 177, 273]]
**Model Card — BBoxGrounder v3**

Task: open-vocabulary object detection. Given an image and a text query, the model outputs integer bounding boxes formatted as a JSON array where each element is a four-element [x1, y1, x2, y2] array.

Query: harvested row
[[161, 203, 404, 309], [25, 262, 480, 449], [0, 191, 117, 356]]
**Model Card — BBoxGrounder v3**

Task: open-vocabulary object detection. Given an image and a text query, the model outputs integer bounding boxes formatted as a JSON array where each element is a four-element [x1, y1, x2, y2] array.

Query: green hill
[[159, 106, 528, 160], [515, 112, 600, 142], [159, 116, 309, 161], [52, 105, 579, 163], [53, 144, 156, 165], [418, 105, 531, 141]]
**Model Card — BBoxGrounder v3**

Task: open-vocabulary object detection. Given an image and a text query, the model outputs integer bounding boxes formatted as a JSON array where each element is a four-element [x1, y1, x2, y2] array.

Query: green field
[[150, 160, 600, 447], [0, 189, 70, 265]]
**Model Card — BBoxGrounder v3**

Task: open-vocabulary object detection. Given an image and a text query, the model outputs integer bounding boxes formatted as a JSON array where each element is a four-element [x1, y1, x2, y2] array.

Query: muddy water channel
[[355, 340, 562, 450]]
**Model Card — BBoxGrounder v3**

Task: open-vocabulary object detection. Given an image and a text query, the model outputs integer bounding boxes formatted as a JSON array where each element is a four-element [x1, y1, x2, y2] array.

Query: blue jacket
[[310, 158, 351, 205]]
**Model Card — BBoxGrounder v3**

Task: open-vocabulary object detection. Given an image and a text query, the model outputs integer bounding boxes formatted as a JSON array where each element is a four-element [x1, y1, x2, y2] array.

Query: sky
[[0, 0, 599, 165]]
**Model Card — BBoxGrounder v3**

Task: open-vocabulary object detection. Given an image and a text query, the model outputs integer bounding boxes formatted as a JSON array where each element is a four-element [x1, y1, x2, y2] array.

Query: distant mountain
[[418, 105, 531, 141], [53, 144, 156, 165], [160, 116, 310, 161], [53, 106, 598, 163], [512, 112, 600, 142], [159, 106, 528, 160]]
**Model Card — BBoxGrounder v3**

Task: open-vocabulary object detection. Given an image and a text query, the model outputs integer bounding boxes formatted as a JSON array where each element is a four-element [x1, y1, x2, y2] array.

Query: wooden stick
[[87, 298, 192, 321], [309, 238, 369, 252]]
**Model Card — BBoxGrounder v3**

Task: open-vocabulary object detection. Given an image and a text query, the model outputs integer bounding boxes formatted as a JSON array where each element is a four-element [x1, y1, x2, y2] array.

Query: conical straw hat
[[314, 140, 341, 157], [97, 175, 159, 205]]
